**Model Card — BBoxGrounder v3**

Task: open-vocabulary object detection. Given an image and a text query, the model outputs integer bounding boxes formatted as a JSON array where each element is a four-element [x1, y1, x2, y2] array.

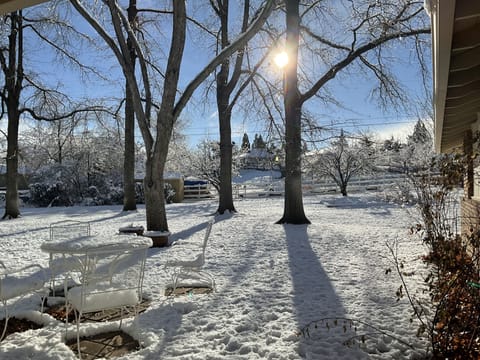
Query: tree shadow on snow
[[284, 225, 365, 358]]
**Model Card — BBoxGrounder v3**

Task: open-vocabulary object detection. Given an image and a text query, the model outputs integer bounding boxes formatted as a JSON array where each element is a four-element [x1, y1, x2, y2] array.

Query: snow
[[233, 169, 282, 184], [0, 265, 48, 301], [40, 235, 152, 254], [0, 192, 430, 359], [67, 286, 139, 314]]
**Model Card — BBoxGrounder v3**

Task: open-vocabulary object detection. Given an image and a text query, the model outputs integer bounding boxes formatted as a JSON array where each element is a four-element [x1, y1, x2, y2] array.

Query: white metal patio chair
[[64, 245, 148, 359], [47, 220, 91, 296], [165, 219, 216, 295], [0, 261, 48, 341]]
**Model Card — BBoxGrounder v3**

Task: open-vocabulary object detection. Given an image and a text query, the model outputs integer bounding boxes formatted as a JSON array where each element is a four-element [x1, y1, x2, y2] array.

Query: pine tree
[[408, 120, 431, 145], [241, 133, 250, 151]]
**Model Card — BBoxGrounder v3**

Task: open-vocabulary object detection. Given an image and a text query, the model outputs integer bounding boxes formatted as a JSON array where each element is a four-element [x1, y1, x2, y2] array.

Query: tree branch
[[300, 27, 430, 104], [173, 0, 276, 120]]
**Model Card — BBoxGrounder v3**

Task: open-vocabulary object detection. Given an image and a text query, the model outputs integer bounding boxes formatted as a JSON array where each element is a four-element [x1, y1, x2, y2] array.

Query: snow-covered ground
[[0, 192, 430, 359]]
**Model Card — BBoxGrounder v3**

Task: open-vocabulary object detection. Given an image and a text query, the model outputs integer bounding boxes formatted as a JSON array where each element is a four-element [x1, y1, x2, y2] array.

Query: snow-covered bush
[[29, 163, 84, 206], [28, 163, 126, 207], [29, 182, 73, 207], [382, 179, 415, 205]]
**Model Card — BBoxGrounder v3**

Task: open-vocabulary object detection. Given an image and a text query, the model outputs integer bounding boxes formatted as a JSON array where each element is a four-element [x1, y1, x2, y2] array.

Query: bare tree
[[0, 7, 107, 219], [211, 0, 250, 214], [315, 130, 369, 196], [71, 0, 276, 232], [276, 0, 430, 224], [211, 0, 274, 214], [1, 12, 24, 219]]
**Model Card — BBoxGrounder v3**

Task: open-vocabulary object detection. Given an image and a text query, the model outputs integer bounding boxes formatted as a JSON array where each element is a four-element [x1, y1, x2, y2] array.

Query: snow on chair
[[0, 261, 48, 341], [47, 220, 91, 296], [64, 245, 148, 359], [165, 219, 215, 295]]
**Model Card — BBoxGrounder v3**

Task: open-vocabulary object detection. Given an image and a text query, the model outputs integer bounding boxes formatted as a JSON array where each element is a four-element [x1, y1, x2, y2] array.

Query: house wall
[[462, 125, 480, 234], [462, 198, 480, 234], [165, 178, 184, 203]]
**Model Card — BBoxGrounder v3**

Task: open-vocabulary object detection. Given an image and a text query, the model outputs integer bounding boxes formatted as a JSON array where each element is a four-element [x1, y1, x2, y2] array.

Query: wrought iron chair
[[47, 220, 91, 296], [65, 245, 148, 359], [165, 219, 216, 295], [0, 261, 48, 341]]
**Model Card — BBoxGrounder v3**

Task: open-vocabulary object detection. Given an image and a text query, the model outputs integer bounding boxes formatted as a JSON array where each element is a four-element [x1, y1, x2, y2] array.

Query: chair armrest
[[0, 264, 48, 301], [1, 263, 46, 276]]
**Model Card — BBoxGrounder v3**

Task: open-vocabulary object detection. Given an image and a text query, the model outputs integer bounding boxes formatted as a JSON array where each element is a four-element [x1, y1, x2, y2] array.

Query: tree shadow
[[284, 224, 345, 322], [283, 224, 367, 358]]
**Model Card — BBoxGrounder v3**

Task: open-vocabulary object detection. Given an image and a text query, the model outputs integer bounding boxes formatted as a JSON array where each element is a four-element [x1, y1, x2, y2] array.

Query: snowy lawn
[[0, 192, 429, 359]]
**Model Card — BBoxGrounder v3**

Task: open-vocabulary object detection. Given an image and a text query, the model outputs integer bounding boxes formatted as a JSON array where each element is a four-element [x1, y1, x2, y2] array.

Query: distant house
[[427, 1, 480, 232], [238, 148, 275, 170]]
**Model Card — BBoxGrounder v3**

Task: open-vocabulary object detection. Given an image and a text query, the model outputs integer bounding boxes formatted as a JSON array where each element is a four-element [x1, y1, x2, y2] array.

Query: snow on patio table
[[40, 234, 153, 254], [0, 193, 429, 359]]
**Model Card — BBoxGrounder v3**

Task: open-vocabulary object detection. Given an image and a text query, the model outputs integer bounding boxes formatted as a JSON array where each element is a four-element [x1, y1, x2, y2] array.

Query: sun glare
[[274, 51, 289, 68]]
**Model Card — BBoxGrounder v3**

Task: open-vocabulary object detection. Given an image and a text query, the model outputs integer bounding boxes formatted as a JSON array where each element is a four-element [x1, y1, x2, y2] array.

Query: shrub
[[29, 182, 73, 207], [396, 154, 480, 358]]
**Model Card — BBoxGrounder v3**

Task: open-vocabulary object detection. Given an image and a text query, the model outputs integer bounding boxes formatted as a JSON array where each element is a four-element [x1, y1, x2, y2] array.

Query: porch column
[[464, 129, 474, 199]]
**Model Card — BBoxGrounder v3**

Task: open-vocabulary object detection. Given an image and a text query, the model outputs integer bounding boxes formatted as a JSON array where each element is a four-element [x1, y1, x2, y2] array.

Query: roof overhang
[[430, 0, 480, 153], [0, 0, 49, 14]]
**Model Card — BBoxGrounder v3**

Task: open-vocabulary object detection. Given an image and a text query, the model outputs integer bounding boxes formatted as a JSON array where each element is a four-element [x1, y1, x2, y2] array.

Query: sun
[[274, 51, 289, 68]]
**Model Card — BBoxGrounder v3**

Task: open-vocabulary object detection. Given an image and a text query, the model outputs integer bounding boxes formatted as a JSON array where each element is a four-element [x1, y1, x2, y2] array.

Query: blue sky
[[3, 1, 431, 151]]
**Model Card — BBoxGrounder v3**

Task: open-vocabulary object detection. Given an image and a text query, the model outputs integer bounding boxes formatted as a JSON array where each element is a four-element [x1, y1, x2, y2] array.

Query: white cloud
[[373, 121, 416, 141]]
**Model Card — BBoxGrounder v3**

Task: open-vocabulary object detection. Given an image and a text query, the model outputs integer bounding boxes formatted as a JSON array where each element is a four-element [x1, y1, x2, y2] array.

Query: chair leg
[[64, 301, 69, 337], [119, 307, 124, 329], [170, 270, 180, 298], [75, 310, 82, 359], [0, 301, 9, 342]]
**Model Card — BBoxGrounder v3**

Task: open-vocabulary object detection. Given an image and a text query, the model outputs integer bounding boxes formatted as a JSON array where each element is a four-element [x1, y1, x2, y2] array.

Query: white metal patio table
[[40, 234, 152, 296]]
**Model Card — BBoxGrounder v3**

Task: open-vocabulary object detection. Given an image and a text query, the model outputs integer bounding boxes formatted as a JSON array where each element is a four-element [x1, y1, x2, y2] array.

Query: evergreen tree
[[241, 133, 250, 151], [252, 133, 266, 149], [408, 119, 431, 145]]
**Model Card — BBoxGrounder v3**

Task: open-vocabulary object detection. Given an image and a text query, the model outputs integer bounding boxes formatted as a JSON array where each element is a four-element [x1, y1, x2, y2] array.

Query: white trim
[[432, 0, 456, 153]]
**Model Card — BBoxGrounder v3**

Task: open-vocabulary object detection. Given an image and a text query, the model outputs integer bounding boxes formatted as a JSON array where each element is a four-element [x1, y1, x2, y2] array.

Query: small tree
[[241, 133, 250, 151], [404, 119, 433, 172], [252, 133, 266, 149], [315, 130, 369, 196]]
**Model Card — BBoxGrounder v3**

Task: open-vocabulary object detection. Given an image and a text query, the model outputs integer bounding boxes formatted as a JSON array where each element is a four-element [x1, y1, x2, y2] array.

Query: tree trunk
[[122, 0, 137, 211], [144, 114, 174, 231], [340, 184, 347, 197], [144, 155, 168, 231], [3, 106, 20, 219], [277, 0, 310, 225], [214, 0, 239, 215], [2, 12, 22, 220], [217, 105, 236, 214], [123, 80, 137, 210]]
